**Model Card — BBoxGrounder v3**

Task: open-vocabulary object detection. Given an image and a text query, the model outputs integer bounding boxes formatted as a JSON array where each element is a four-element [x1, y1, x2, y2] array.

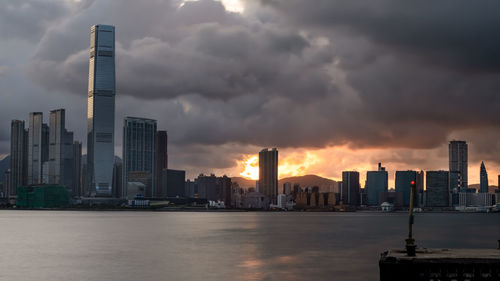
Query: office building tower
[[28, 112, 49, 185], [258, 148, 278, 204], [449, 140, 468, 189], [395, 170, 418, 207], [87, 24, 116, 197], [165, 169, 186, 198], [112, 160, 123, 198], [341, 171, 360, 205], [283, 182, 292, 195], [156, 131, 168, 198], [426, 171, 449, 207], [72, 141, 82, 197], [9, 120, 27, 196], [122, 117, 157, 198], [365, 163, 388, 206], [48, 109, 74, 190], [480, 161, 488, 193], [449, 171, 461, 192]]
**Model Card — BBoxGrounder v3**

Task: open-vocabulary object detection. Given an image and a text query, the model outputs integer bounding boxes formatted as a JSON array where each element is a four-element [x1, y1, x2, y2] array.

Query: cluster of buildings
[[1, 25, 499, 211], [338, 141, 499, 211], [0, 25, 179, 205]]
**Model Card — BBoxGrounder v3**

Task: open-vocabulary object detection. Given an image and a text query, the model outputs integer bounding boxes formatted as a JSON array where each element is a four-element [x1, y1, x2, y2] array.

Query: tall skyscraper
[[365, 163, 388, 206], [258, 148, 278, 204], [156, 130, 168, 198], [9, 120, 27, 196], [426, 171, 449, 207], [122, 117, 157, 198], [480, 161, 488, 193], [87, 24, 116, 197], [28, 112, 49, 185], [449, 140, 468, 189], [72, 141, 82, 197], [341, 171, 360, 206], [48, 109, 74, 190], [395, 170, 417, 207]]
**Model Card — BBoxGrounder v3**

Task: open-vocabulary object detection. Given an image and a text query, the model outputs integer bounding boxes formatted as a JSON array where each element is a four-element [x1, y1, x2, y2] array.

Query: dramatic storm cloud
[[1, 0, 500, 183]]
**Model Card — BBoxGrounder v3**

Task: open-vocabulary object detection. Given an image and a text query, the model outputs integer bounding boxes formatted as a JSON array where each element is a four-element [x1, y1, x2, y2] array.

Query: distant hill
[[231, 177, 256, 189], [0, 155, 10, 182], [231, 174, 338, 193], [467, 183, 498, 194]]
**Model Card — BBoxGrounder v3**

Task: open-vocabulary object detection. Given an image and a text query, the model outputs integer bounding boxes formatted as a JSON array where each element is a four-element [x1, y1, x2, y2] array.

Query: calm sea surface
[[0, 211, 498, 281]]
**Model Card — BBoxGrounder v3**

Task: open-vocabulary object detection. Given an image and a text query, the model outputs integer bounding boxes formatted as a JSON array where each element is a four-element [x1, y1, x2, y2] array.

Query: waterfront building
[[155, 131, 168, 198], [365, 163, 388, 206], [112, 160, 123, 198], [426, 171, 449, 207], [378, 191, 403, 207], [283, 182, 292, 195], [259, 148, 278, 204], [72, 141, 82, 197], [87, 24, 116, 197], [28, 112, 49, 185], [395, 170, 417, 207], [459, 192, 493, 207], [480, 161, 488, 193], [449, 140, 468, 189], [16, 185, 70, 208], [48, 109, 74, 191], [122, 117, 157, 198], [341, 171, 360, 206], [165, 169, 186, 198], [193, 174, 231, 203], [9, 120, 27, 197], [241, 192, 270, 210]]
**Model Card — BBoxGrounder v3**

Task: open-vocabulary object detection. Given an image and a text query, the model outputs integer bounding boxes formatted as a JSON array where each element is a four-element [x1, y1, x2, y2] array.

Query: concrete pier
[[379, 248, 500, 281]]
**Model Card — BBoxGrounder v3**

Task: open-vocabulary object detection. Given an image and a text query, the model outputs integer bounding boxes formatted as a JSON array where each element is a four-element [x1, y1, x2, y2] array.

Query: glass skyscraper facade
[[122, 117, 157, 198], [87, 25, 116, 197], [9, 120, 27, 196], [365, 163, 388, 206], [48, 109, 74, 190], [28, 112, 48, 185]]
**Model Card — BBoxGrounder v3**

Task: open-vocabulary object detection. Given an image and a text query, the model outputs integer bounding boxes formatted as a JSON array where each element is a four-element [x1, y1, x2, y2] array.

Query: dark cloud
[[2, 0, 500, 174], [260, 0, 500, 71]]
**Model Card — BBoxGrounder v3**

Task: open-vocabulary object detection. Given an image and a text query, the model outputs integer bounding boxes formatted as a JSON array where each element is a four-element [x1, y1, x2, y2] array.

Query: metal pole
[[406, 180, 417, 256]]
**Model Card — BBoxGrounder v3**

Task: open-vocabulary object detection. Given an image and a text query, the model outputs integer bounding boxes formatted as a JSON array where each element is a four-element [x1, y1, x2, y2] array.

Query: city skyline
[[2, 0, 500, 187]]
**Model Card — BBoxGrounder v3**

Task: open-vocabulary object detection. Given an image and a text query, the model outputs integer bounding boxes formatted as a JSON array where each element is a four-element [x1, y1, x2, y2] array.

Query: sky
[[1, 0, 500, 187]]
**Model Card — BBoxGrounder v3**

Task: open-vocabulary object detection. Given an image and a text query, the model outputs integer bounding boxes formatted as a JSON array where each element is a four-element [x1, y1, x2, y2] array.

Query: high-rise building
[[341, 171, 360, 206], [426, 171, 449, 207], [480, 161, 488, 193], [365, 163, 388, 206], [258, 148, 278, 204], [112, 160, 123, 198], [9, 120, 27, 197], [87, 24, 116, 197], [48, 109, 74, 191], [156, 131, 168, 198], [28, 112, 49, 185], [283, 182, 292, 195], [449, 140, 468, 189], [165, 169, 186, 198], [395, 170, 417, 207], [122, 117, 157, 198], [72, 141, 82, 197]]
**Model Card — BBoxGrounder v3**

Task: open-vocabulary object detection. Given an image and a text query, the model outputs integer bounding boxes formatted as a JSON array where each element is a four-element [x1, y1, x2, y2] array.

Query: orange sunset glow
[[234, 145, 497, 187]]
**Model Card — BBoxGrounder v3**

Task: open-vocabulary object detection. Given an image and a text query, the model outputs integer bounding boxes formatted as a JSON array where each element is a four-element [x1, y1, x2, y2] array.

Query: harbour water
[[0, 211, 498, 281]]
